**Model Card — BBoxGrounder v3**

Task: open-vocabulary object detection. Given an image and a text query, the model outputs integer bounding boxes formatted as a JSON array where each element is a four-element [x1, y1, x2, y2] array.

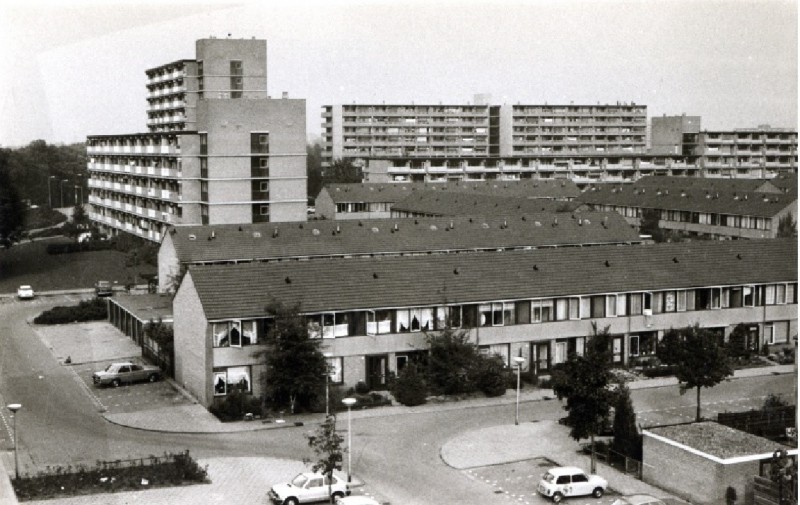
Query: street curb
[[99, 413, 307, 434]]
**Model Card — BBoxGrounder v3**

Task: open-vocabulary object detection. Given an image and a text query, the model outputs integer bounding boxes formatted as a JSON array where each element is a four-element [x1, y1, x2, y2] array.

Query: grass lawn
[[0, 237, 156, 294]]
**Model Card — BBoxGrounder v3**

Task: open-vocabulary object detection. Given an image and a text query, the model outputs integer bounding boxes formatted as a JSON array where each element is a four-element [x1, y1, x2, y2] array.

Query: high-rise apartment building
[[322, 104, 797, 184], [87, 38, 307, 242]]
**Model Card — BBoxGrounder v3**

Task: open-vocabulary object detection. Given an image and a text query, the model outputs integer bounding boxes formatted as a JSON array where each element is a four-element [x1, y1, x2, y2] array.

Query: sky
[[0, 0, 797, 147]]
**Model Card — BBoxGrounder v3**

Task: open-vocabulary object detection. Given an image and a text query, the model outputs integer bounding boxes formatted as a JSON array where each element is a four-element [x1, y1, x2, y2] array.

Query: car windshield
[[291, 474, 309, 487], [20, 286, 31, 290], [542, 472, 555, 483], [104, 364, 117, 372]]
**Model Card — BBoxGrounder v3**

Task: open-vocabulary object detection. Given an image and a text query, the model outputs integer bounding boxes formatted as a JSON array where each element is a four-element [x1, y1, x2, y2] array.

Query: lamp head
[[342, 398, 356, 407], [512, 357, 526, 365], [7, 404, 21, 413]]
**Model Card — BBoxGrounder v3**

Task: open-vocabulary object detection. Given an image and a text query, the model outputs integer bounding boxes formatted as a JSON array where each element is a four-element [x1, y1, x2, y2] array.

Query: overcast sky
[[1, 0, 797, 147]]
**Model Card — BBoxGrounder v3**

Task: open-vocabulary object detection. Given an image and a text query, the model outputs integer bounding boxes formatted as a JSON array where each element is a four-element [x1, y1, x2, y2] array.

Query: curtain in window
[[213, 323, 229, 347], [229, 321, 241, 346], [765, 285, 776, 305], [664, 291, 676, 312], [555, 299, 568, 321], [503, 303, 515, 326], [213, 372, 227, 396], [307, 316, 322, 339], [676, 291, 687, 312], [616, 294, 627, 316], [322, 314, 335, 338], [396, 310, 410, 332], [686, 290, 696, 310], [227, 366, 251, 392], [479, 304, 493, 326], [568, 298, 580, 320], [242, 320, 257, 345], [776, 284, 786, 304], [334, 313, 349, 337], [629, 294, 642, 315], [327, 357, 343, 383]]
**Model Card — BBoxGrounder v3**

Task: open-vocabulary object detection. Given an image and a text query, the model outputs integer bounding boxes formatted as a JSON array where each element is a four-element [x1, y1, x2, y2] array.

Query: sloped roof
[[769, 173, 798, 194], [167, 212, 638, 264], [185, 239, 796, 320], [390, 191, 582, 216], [580, 185, 796, 218], [320, 179, 581, 203], [633, 175, 781, 194]]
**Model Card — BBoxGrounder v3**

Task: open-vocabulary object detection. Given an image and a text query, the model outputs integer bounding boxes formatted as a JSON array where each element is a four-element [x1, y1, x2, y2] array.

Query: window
[[213, 366, 251, 396], [409, 308, 434, 331], [326, 357, 343, 384], [260, 158, 269, 169], [676, 290, 687, 312], [605, 295, 617, 317], [213, 322, 229, 347], [259, 205, 269, 216], [628, 293, 643, 315], [776, 284, 786, 304], [629, 335, 640, 356], [229, 321, 242, 347], [367, 310, 392, 335], [435, 306, 461, 329], [663, 291, 676, 312], [532, 299, 554, 322], [743, 286, 754, 307], [251, 133, 269, 154], [259, 181, 269, 192], [307, 314, 341, 339], [199, 133, 207, 155]]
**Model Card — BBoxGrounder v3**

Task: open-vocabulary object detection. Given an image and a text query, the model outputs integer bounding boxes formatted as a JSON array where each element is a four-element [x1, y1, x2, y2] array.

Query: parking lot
[[71, 360, 194, 414], [465, 458, 623, 505]]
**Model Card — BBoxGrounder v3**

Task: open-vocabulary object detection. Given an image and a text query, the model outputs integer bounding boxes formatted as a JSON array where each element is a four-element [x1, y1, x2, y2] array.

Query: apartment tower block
[[87, 37, 307, 242]]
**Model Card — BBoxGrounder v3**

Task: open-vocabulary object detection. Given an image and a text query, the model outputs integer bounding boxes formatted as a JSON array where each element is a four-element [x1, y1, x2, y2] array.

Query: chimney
[[282, 91, 289, 99]]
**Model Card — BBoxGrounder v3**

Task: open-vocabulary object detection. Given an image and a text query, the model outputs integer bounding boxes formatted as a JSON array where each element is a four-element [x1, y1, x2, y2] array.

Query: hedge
[[34, 298, 108, 325], [641, 365, 677, 378], [46, 241, 113, 255]]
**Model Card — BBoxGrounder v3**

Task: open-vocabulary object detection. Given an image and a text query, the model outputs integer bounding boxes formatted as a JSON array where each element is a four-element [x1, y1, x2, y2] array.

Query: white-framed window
[[676, 290, 687, 312], [259, 134, 268, 145], [213, 366, 251, 396], [229, 321, 242, 347], [367, 310, 392, 335], [260, 205, 269, 216], [259, 158, 269, 168], [580, 297, 591, 319], [765, 284, 776, 305], [307, 314, 341, 339], [605, 294, 617, 317], [326, 357, 343, 384], [776, 284, 787, 304], [409, 308, 434, 331], [532, 299, 554, 322], [711, 287, 722, 309], [743, 285, 755, 307], [629, 335, 640, 356], [259, 181, 269, 192], [435, 306, 461, 329]]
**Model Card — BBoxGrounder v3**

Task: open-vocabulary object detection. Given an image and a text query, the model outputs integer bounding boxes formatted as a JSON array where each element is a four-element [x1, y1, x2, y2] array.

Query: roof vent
[[430, 225, 438, 231], [393, 223, 399, 231], [238, 226, 243, 231], [188, 234, 196, 241], [602, 216, 608, 228], [273, 227, 279, 238], [253, 232, 261, 238], [371, 227, 379, 233], [449, 220, 454, 230], [552, 217, 558, 227], [736, 253, 742, 260], [358, 221, 363, 226], [672, 257, 679, 263], [578, 218, 583, 226], [373, 272, 379, 279], [481, 223, 490, 229], [299, 223, 304, 229], [453, 267, 460, 275], [534, 221, 541, 227], [533, 264, 539, 271], [336, 225, 341, 234], [285, 276, 291, 284], [604, 260, 610, 267], [312, 229, 320, 236]]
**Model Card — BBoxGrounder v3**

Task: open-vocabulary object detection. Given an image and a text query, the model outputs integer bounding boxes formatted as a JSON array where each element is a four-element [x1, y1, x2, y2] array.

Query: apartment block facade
[[87, 38, 307, 242], [322, 105, 797, 184]]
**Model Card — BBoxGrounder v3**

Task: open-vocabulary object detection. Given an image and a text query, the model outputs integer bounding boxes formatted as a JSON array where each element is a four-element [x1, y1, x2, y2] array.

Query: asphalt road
[[0, 295, 795, 505]]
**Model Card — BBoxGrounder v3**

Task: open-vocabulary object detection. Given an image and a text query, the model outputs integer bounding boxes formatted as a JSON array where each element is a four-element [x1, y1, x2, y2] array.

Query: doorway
[[366, 354, 389, 391]]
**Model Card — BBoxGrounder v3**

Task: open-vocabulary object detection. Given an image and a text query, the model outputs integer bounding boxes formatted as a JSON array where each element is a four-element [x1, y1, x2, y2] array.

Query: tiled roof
[[186, 239, 796, 320], [168, 212, 638, 264], [633, 175, 780, 194], [320, 179, 581, 203], [647, 422, 789, 459], [770, 173, 798, 194], [109, 294, 173, 322], [580, 185, 796, 218], [390, 191, 582, 216]]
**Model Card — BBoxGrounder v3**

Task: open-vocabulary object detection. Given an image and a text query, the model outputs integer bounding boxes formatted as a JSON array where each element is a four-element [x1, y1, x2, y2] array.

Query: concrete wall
[[195, 38, 268, 99], [315, 188, 336, 219], [173, 273, 211, 406]]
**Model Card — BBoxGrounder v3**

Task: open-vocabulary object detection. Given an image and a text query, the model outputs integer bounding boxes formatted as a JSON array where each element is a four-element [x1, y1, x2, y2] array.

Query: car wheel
[[332, 491, 345, 500], [592, 487, 604, 498], [148, 374, 159, 382], [111, 379, 121, 388], [283, 498, 299, 505], [552, 492, 563, 503]]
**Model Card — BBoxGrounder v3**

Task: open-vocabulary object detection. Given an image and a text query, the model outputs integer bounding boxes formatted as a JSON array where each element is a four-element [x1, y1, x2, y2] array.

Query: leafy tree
[[322, 158, 362, 185], [0, 154, 27, 248], [472, 354, 508, 397], [307, 142, 324, 202], [777, 213, 797, 238], [611, 383, 641, 460], [639, 208, 665, 242], [63, 203, 91, 241], [657, 324, 733, 421], [425, 328, 479, 395], [144, 319, 174, 373], [305, 415, 346, 503], [726, 323, 752, 359], [258, 302, 327, 413], [389, 365, 428, 406], [551, 324, 614, 473]]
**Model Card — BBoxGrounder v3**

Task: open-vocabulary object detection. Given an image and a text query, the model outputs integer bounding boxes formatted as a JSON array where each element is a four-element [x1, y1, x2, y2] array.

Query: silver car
[[92, 362, 161, 387]]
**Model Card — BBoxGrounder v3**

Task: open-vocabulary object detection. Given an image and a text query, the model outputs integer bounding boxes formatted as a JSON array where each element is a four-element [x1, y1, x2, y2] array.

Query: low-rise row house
[[171, 239, 796, 408]]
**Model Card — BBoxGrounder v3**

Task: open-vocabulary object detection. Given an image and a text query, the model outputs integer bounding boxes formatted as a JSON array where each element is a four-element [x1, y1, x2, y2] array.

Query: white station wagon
[[537, 466, 608, 502], [267, 472, 350, 505]]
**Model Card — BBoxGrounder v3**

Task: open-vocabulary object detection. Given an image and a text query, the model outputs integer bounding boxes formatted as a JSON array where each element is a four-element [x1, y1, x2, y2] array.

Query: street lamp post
[[48, 176, 56, 208], [7, 404, 21, 479], [60, 179, 69, 208], [342, 397, 356, 482], [513, 357, 526, 426]]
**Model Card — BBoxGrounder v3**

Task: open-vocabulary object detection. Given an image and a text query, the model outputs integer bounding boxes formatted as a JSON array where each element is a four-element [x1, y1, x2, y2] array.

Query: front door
[[366, 354, 388, 390], [746, 325, 760, 353], [534, 343, 550, 375]]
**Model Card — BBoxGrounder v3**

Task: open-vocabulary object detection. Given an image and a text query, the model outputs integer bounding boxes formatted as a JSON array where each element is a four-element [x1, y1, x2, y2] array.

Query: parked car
[[611, 495, 667, 505], [94, 280, 113, 297], [92, 362, 161, 387], [335, 496, 380, 505], [267, 472, 350, 504], [16, 285, 35, 300], [537, 466, 607, 502]]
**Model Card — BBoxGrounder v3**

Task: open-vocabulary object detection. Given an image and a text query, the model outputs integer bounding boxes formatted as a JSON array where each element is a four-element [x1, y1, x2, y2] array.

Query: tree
[[726, 323, 752, 360], [611, 384, 641, 460], [322, 158, 362, 185], [777, 213, 797, 238], [657, 324, 733, 421], [551, 324, 614, 473], [425, 328, 479, 395], [0, 154, 26, 248], [258, 302, 327, 413], [305, 415, 346, 504], [63, 203, 91, 241], [307, 142, 324, 202], [144, 319, 174, 374], [639, 208, 665, 242], [389, 365, 428, 406]]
